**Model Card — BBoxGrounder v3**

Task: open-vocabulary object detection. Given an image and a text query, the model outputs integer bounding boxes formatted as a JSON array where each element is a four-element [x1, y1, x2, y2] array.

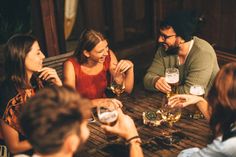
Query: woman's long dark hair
[[208, 62, 236, 140], [4, 34, 37, 89], [74, 29, 105, 64]]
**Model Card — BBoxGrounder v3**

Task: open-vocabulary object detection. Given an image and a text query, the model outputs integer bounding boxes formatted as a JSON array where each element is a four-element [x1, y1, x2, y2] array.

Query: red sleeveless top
[[67, 52, 111, 99]]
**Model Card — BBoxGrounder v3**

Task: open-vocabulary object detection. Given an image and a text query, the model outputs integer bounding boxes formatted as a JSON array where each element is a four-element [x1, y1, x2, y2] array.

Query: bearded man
[[144, 11, 219, 95]]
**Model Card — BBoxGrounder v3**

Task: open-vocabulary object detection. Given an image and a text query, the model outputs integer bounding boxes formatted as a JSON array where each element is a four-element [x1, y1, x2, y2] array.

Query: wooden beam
[[112, 0, 124, 42], [40, 0, 60, 57], [83, 0, 105, 33]]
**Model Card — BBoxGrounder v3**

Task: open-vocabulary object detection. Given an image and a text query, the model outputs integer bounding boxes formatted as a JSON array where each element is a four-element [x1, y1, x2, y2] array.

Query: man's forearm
[[143, 73, 160, 91], [129, 138, 143, 157], [129, 140, 144, 157]]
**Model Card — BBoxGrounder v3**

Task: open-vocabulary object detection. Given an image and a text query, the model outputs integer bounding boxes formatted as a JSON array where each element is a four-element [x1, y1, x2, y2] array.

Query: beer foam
[[165, 73, 179, 84], [98, 111, 118, 123], [190, 86, 204, 95]]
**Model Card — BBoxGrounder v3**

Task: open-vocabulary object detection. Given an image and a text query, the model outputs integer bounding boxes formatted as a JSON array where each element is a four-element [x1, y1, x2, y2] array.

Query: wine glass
[[97, 100, 119, 126], [159, 101, 182, 144], [160, 105, 181, 127], [110, 73, 125, 97], [165, 68, 179, 98], [189, 85, 205, 119]]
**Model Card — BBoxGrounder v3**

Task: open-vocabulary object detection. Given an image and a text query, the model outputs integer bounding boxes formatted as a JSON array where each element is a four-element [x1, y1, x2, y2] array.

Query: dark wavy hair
[[208, 62, 236, 140], [4, 34, 37, 89], [20, 85, 91, 155], [160, 11, 199, 42], [74, 29, 106, 64]]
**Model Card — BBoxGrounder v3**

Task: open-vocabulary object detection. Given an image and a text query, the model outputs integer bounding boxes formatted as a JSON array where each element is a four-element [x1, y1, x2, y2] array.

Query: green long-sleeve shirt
[[143, 36, 219, 95]]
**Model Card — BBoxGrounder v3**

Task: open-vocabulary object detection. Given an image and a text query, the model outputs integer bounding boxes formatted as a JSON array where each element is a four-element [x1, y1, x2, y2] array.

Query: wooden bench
[[43, 51, 74, 80], [216, 50, 236, 67], [42, 49, 236, 83]]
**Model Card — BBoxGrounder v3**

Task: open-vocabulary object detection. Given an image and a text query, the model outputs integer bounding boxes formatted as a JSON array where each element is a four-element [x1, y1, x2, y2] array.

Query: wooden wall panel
[[83, 0, 105, 33], [219, 1, 236, 51], [155, 0, 236, 53], [200, 0, 222, 46], [182, 0, 204, 11], [112, 0, 124, 42], [40, 0, 60, 57]]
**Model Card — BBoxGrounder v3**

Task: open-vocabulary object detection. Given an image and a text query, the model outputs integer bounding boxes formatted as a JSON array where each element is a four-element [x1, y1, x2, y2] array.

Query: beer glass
[[165, 68, 179, 98], [97, 100, 119, 126], [189, 85, 205, 119], [97, 100, 119, 142], [190, 85, 205, 97]]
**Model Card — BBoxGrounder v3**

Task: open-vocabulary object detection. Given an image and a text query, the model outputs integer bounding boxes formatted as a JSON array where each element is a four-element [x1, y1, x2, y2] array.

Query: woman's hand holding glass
[[168, 94, 209, 120], [110, 72, 125, 97], [110, 59, 134, 95], [168, 94, 204, 108], [167, 85, 205, 108], [114, 59, 133, 74]]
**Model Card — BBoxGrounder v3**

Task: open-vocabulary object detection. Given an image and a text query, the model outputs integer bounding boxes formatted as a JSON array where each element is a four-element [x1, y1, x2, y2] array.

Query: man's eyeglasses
[[159, 34, 176, 41]]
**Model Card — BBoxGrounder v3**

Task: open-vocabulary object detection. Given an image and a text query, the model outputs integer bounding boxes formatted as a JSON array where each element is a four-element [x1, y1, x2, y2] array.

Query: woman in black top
[[0, 34, 62, 155]]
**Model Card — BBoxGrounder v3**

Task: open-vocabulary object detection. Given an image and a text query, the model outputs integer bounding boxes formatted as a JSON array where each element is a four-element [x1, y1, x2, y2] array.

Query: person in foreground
[[101, 109, 143, 157], [169, 62, 236, 157], [63, 29, 134, 103], [19, 86, 143, 157], [0, 34, 62, 155], [144, 11, 219, 95]]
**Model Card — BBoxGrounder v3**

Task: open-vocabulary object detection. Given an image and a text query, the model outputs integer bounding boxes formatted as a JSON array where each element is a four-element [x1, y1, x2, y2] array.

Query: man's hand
[[101, 109, 139, 140], [154, 77, 171, 93]]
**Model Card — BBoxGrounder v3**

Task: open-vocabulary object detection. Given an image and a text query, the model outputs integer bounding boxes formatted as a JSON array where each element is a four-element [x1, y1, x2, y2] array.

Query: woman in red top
[[63, 29, 134, 101]]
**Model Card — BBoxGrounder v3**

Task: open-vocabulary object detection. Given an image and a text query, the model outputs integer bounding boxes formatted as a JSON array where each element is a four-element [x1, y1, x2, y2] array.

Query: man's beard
[[161, 43, 180, 55]]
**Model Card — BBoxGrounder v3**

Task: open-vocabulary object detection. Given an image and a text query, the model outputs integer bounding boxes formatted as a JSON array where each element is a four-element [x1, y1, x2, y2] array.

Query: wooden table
[[76, 86, 212, 157]]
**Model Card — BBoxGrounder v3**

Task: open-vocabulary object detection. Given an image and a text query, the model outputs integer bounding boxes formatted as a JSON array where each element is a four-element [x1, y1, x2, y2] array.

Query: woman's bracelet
[[126, 136, 142, 145]]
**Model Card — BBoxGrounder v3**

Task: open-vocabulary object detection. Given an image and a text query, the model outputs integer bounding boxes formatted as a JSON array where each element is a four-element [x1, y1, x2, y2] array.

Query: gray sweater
[[143, 36, 219, 95]]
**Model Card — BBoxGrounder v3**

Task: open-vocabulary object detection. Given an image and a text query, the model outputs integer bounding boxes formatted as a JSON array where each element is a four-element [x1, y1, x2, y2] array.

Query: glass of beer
[[189, 85, 205, 119], [110, 73, 125, 97], [97, 100, 120, 142], [97, 100, 119, 126], [165, 68, 179, 98], [190, 85, 205, 97]]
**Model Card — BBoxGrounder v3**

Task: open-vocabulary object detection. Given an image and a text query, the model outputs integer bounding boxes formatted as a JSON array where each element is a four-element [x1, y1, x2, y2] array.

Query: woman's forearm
[[7, 140, 32, 154], [124, 67, 134, 93], [196, 98, 210, 121]]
